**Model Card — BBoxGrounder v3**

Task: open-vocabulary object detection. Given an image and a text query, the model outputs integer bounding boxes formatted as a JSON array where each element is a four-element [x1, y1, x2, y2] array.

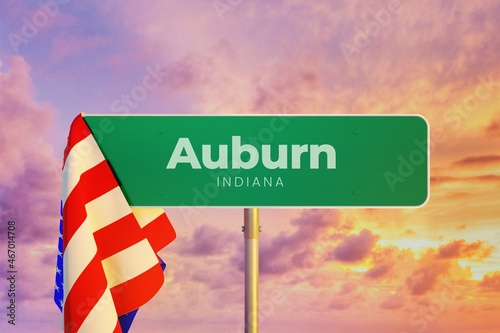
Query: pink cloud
[[405, 260, 451, 296], [231, 209, 352, 276], [0, 56, 60, 330], [0, 57, 51, 183], [178, 224, 237, 256], [0, 56, 60, 239], [365, 264, 393, 280], [329, 229, 379, 263], [337, 282, 358, 295], [160, 54, 212, 92], [379, 294, 405, 310], [91, 0, 500, 134], [329, 299, 351, 310], [50, 33, 108, 62]]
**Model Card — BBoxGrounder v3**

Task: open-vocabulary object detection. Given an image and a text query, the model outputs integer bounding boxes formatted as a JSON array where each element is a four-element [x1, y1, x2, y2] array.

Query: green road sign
[[84, 115, 429, 207]]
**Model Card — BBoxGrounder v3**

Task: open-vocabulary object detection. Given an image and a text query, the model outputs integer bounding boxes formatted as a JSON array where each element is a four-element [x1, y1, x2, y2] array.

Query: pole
[[243, 208, 260, 333]]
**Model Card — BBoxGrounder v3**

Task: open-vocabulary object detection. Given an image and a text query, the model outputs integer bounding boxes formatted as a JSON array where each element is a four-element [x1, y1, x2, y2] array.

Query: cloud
[[337, 282, 358, 295], [478, 272, 500, 292], [89, 0, 500, 139], [403, 239, 488, 296], [453, 154, 500, 166], [405, 260, 451, 296], [364, 246, 403, 280], [329, 229, 379, 263], [431, 175, 500, 186], [430, 176, 460, 185], [51, 33, 109, 62], [329, 299, 351, 310], [0, 56, 60, 243], [365, 264, 393, 280], [189, 264, 242, 291], [178, 224, 237, 256], [405, 239, 488, 296], [436, 240, 493, 260], [487, 114, 500, 138], [231, 209, 352, 276], [156, 53, 214, 93], [0, 56, 62, 332], [405, 229, 417, 235], [443, 192, 474, 200], [379, 294, 405, 310]]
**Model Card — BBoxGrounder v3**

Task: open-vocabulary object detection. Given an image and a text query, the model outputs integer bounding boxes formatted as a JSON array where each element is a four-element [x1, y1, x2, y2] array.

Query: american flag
[[54, 114, 176, 332]]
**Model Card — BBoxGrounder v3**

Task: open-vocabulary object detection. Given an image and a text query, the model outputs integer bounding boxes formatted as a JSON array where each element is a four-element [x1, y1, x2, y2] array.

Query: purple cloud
[[229, 209, 352, 276], [179, 224, 238, 256], [329, 229, 380, 263], [0, 56, 60, 243]]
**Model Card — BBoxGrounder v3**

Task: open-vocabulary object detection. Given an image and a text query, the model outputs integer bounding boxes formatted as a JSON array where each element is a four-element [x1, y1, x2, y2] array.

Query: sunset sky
[[1, 0, 500, 332]]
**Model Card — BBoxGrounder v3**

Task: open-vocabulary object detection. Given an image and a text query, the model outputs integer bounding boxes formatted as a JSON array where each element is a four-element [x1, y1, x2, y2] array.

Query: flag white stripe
[[102, 239, 160, 288], [63, 223, 97, 300], [131, 208, 165, 228], [86, 187, 132, 231], [78, 288, 118, 333], [64, 188, 132, 295], [62, 135, 105, 203]]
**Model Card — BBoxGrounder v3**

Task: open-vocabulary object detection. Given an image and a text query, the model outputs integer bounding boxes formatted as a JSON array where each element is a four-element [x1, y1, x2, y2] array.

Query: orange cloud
[[478, 272, 500, 292], [436, 240, 494, 260], [486, 114, 500, 138], [431, 175, 500, 185], [364, 246, 401, 280], [453, 154, 500, 166], [403, 239, 491, 296]]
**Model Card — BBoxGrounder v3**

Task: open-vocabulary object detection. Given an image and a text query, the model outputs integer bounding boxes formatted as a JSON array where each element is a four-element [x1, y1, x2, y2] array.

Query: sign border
[[84, 113, 430, 209]]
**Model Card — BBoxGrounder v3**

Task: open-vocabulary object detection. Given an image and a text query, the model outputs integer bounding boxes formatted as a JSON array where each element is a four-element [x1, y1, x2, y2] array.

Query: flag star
[[55, 285, 60, 291], [58, 250, 63, 257], [56, 267, 61, 274]]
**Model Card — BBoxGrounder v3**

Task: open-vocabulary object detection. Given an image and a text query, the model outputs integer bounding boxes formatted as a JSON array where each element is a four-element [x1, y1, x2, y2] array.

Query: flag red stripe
[[113, 321, 122, 333], [110, 263, 166, 315], [142, 214, 177, 252], [63, 161, 118, 249], [64, 255, 108, 333], [93, 214, 144, 259], [63, 115, 92, 168]]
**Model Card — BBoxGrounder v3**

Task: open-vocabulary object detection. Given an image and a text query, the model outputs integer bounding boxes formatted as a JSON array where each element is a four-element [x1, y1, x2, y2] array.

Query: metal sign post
[[243, 208, 260, 333]]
